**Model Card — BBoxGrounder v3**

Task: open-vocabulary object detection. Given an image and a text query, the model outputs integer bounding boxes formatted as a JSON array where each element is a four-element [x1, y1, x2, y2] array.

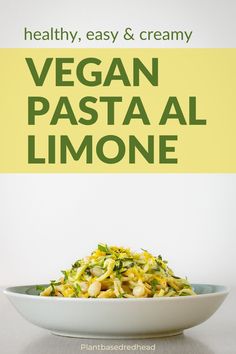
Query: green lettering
[[76, 58, 101, 86], [48, 135, 55, 163], [100, 96, 122, 125], [96, 135, 125, 164], [28, 135, 45, 164], [25, 58, 53, 86], [129, 135, 154, 163], [51, 97, 77, 125], [28, 96, 49, 125], [159, 135, 178, 164], [60, 135, 92, 163], [56, 58, 74, 86], [104, 58, 131, 86], [78, 96, 98, 125], [133, 58, 158, 86], [189, 97, 206, 125], [123, 97, 150, 125], [159, 97, 187, 125]]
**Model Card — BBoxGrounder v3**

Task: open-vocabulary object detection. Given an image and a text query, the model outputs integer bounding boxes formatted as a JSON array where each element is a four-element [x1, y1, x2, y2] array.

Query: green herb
[[154, 260, 161, 271], [49, 280, 61, 295], [72, 260, 81, 268], [183, 284, 191, 289], [70, 269, 76, 277], [179, 292, 189, 296], [120, 268, 128, 273], [50, 283, 55, 296], [157, 255, 162, 260], [35, 285, 45, 292], [75, 284, 81, 294], [122, 260, 134, 268], [172, 275, 181, 279], [61, 270, 68, 281], [150, 279, 159, 293], [141, 248, 148, 252], [50, 280, 61, 286], [114, 260, 122, 271], [120, 257, 133, 262], [114, 269, 121, 278], [98, 244, 110, 253]]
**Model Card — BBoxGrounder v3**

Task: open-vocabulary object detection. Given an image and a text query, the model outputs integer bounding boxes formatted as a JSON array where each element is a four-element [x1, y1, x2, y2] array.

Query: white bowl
[[4, 284, 229, 339]]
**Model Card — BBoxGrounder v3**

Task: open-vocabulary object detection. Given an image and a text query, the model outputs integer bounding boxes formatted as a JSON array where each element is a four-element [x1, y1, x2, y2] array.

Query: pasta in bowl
[[4, 245, 229, 338], [39, 244, 196, 298]]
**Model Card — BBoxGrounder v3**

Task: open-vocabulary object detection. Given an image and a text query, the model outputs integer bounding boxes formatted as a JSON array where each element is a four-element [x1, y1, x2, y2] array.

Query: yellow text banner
[[0, 48, 235, 172]]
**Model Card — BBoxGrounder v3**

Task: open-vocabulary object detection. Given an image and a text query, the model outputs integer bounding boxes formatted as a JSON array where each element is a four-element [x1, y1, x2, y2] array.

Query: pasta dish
[[39, 244, 196, 298]]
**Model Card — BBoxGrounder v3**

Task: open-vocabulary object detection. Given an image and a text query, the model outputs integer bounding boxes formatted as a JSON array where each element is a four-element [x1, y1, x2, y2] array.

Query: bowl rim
[[3, 283, 230, 302]]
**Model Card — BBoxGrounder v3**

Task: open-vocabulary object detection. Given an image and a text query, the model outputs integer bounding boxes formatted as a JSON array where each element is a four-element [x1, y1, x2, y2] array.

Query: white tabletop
[[1, 287, 235, 354]]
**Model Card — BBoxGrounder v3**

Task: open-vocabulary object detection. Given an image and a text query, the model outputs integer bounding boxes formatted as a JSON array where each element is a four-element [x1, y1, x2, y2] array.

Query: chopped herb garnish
[[50, 283, 55, 296], [75, 284, 81, 294], [179, 292, 189, 296], [61, 270, 68, 281], [115, 270, 122, 279], [122, 260, 134, 268], [98, 244, 110, 253], [118, 293, 125, 298], [151, 279, 159, 293], [72, 260, 81, 268], [183, 284, 191, 289], [154, 260, 161, 270], [120, 257, 133, 262], [36, 285, 45, 292], [120, 268, 128, 273], [114, 260, 122, 271], [50, 280, 61, 286]]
